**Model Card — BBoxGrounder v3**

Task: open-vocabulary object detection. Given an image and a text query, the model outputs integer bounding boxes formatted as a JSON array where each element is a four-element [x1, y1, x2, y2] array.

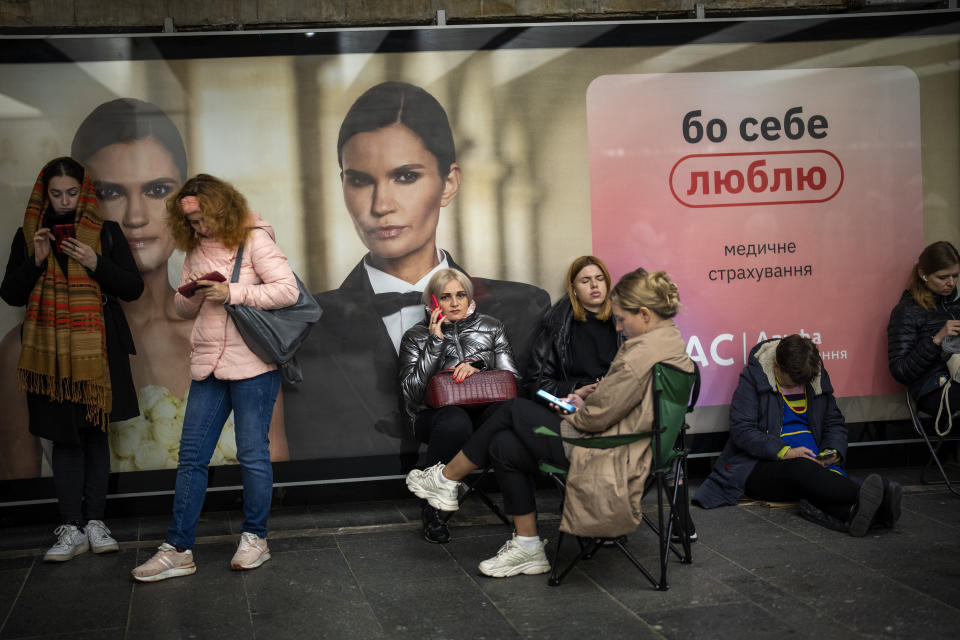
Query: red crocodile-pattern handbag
[[425, 368, 517, 408]]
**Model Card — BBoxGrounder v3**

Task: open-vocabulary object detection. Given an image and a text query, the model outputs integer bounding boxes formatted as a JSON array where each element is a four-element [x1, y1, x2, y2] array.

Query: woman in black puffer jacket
[[399, 268, 518, 543], [526, 256, 619, 400], [887, 241, 960, 425]]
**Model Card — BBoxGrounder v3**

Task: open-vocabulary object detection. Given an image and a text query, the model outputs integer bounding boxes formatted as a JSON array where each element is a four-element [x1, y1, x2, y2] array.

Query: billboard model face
[[0, 14, 957, 495]]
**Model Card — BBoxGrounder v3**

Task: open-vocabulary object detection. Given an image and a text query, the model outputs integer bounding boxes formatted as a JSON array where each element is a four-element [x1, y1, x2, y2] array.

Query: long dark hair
[[337, 81, 456, 174], [908, 241, 960, 310], [41, 156, 84, 191]]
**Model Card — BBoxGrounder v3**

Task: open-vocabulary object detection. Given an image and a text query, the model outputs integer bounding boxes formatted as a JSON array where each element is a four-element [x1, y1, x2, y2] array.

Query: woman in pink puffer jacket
[[132, 174, 298, 583]]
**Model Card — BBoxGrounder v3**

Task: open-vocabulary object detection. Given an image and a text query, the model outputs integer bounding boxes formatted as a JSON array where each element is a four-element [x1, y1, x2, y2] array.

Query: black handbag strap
[[231, 244, 244, 284], [231, 227, 276, 284]]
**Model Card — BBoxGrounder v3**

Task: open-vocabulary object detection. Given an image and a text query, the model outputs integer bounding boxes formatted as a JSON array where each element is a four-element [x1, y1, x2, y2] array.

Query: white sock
[[436, 465, 457, 486], [516, 535, 541, 551]]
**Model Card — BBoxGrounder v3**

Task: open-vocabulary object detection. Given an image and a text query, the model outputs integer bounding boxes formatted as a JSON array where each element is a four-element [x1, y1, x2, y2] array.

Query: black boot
[[797, 499, 849, 533], [671, 505, 698, 543], [421, 503, 450, 544], [848, 474, 884, 537], [874, 477, 903, 529]]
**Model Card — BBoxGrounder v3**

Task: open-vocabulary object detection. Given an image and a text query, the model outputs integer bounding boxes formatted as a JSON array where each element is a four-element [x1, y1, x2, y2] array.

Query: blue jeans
[[166, 370, 281, 549]]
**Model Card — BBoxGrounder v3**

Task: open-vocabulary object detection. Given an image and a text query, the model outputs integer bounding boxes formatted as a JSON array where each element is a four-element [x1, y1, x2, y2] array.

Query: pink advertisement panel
[[588, 68, 923, 406]]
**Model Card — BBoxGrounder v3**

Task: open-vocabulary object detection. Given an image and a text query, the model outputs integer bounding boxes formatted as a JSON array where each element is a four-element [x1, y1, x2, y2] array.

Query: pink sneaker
[[231, 532, 271, 570], [131, 543, 196, 582]]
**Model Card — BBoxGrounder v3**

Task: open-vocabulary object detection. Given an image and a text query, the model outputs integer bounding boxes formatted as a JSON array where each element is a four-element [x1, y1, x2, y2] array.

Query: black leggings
[[461, 398, 568, 516], [51, 427, 111, 524], [744, 458, 859, 521], [414, 404, 501, 467]]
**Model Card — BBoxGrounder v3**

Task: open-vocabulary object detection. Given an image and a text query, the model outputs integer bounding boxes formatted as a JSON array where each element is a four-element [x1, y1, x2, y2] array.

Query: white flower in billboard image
[[108, 385, 239, 471], [218, 421, 238, 460], [134, 441, 170, 471], [110, 416, 144, 458]]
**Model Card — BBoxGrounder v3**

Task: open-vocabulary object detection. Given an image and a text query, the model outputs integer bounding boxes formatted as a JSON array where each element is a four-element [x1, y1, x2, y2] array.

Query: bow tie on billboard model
[[372, 291, 424, 317]]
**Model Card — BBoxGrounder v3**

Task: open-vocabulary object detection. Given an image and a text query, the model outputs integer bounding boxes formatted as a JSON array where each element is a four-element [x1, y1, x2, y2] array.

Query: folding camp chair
[[905, 389, 960, 498], [537, 361, 700, 590]]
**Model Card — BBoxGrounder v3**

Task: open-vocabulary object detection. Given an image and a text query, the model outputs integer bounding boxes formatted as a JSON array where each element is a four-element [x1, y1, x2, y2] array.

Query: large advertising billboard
[[1, 12, 958, 499]]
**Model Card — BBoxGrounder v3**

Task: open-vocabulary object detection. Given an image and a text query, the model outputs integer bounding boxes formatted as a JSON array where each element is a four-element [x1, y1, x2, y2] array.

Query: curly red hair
[[167, 173, 250, 251]]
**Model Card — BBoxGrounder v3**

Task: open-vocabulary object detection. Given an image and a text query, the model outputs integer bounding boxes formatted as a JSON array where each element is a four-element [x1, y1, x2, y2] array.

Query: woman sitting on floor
[[694, 334, 902, 536]]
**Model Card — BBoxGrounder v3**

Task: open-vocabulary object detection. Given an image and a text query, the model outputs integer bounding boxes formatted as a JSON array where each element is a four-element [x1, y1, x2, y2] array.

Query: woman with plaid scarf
[[1, 157, 143, 561]]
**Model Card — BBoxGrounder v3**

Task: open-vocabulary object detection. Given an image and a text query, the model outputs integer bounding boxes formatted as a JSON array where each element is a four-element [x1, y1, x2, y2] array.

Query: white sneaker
[[405, 462, 460, 512], [478, 534, 551, 578], [86, 520, 119, 553], [43, 524, 90, 562], [231, 532, 271, 570]]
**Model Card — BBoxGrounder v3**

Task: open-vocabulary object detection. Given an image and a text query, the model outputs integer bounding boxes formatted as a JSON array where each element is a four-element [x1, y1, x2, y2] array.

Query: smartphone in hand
[[816, 448, 837, 460], [536, 389, 577, 413], [53, 223, 75, 253], [430, 294, 444, 321], [177, 271, 226, 297]]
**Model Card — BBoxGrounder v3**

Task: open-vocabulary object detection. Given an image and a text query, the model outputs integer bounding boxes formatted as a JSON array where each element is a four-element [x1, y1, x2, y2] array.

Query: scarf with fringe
[[18, 168, 111, 429]]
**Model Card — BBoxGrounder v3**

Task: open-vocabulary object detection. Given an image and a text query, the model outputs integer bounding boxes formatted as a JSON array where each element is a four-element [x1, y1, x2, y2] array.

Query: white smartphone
[[536, 389, 577, 413]]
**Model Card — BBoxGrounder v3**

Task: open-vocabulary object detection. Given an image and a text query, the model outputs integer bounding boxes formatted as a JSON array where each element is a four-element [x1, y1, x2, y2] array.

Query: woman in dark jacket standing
[[887, 241, 960, 432], [0, 157, 143, 561], [695, 335, 901, 536], [399, 268, 518, 543], [527, 255, 619, 400]]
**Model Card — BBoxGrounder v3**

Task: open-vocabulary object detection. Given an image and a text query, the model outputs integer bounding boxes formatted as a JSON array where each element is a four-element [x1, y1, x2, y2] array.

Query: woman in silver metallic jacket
[[398, 268, 518, 543]]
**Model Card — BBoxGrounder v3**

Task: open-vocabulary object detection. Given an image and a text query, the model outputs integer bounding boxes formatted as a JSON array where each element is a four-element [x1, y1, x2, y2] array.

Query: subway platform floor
[[1, 467, 959, 640]]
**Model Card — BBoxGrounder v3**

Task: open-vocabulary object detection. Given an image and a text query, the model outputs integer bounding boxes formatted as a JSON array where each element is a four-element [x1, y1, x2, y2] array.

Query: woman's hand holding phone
[[428, 294, 445, 338], [537, 390, 582, 415], [815, 449, 839, 466], [179, 271, 227, 301], [61, 237, 97, 270]]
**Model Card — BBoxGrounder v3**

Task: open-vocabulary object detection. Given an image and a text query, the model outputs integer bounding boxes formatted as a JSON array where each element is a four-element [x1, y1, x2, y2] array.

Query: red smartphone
[[431, 294, 444, 321], [177, 271, 226, 297], [53, 223, 75, 253]]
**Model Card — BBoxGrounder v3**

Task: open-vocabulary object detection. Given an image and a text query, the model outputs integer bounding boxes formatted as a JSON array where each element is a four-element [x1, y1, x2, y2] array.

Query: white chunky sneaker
[[43, 524, 90, 562], [231, 532, 271, 570], [131, 543, 196, 582], [478, 534, 550, 578], [86, 520, 119, 553], [405, 462, 460, 512]]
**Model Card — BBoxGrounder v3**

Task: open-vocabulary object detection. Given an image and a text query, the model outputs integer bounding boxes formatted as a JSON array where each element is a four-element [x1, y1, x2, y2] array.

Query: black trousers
[[744, 458, 859, 521], [461, 398, 568, 516], [414, 403, 502, 467], [51, 427, 110, 524]]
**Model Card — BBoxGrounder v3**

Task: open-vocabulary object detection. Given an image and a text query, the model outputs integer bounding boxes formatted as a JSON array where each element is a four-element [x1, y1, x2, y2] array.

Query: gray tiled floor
[[1, 468, 959, 639]]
